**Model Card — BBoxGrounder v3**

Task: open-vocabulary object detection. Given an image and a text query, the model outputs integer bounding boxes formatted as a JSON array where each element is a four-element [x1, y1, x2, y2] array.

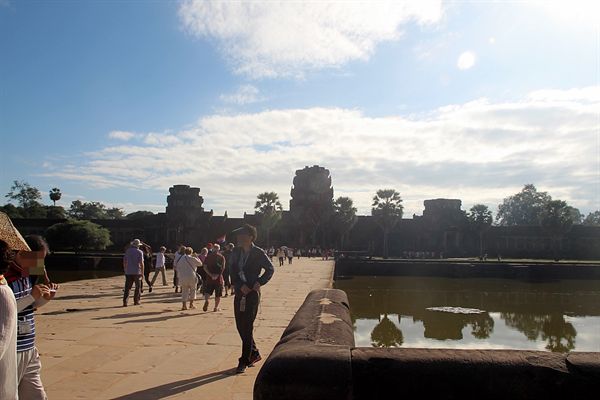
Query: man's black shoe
[[248, 353, 262, 367], [235, 362, 247, 374], [149, 286, 153, 293]]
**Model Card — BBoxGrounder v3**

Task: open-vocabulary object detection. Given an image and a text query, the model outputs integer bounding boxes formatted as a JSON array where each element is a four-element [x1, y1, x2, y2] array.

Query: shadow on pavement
[[115, 312, 198, 325], [109, 368, 238, 400]]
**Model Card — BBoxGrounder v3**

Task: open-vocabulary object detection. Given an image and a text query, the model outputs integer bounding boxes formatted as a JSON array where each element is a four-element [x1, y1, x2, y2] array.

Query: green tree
[[68, 200, 123, 220], [49, 188, 62, 206], [539, 200, 577, 261], [45, 220, 111, 251], [468, 204, 493, 258], [583, 210, 600, 226], [45, 206, 67, 219], [332, 196, 357, 250], [372, 189, 403, 258], [126, 210, 155, 219], [105, 207, 125, 219], [0, 204, 23, 219], [255, 192, 283, 247], [496, 184, 551, 226], [5, 180, 43, 208]]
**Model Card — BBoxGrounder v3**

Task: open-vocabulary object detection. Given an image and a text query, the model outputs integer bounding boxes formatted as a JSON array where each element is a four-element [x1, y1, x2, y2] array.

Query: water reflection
[[335, 276, 600, 352], [371, 314, 403, 347]]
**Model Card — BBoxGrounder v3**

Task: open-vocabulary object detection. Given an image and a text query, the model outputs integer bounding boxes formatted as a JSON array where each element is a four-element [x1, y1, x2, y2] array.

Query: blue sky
[[1, 0, 598, 217]]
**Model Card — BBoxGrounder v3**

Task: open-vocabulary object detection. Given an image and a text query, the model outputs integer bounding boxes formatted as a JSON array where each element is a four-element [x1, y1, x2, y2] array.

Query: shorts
[[202, 281, 223, 297]]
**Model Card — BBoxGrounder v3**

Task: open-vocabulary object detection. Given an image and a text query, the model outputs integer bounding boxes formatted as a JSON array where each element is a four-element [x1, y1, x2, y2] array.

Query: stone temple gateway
[[13, 165, 600, 259]]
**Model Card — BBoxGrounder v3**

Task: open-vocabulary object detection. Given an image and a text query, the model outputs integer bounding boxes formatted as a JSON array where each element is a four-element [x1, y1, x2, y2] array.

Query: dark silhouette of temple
[[13, 165, 600, 259]]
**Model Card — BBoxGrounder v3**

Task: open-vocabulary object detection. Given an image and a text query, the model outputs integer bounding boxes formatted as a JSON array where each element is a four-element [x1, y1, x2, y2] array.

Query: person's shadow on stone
[[109, 368, 237, 399]]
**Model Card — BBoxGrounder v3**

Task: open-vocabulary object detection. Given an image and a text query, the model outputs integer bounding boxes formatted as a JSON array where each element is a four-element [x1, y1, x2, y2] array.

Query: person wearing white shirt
[[150, 246, 168, 287], [175, 247, 202, 310]]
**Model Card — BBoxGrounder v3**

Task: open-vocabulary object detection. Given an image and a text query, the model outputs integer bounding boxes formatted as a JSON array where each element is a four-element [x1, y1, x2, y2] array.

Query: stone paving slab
[[35, 257, 334, 399]]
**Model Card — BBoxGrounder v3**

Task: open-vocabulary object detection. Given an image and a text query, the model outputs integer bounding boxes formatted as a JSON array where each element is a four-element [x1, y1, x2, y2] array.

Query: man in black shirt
[[229, 224, 275, 374]]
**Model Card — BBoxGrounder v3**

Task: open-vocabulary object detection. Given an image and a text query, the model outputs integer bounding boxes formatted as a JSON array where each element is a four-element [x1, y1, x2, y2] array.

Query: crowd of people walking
[[1, 207, 336, 397]]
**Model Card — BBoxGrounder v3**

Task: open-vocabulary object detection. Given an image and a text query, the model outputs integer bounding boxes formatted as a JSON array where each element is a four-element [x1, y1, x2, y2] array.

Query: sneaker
[[134, 302, 140, 306], [203, 301, 209, 312], [235, 362, 247, 374], [248, 353, 262, 367], [189, 304, 196, 309], [181, 306, 188, 310], [213, 307, 220, 312]]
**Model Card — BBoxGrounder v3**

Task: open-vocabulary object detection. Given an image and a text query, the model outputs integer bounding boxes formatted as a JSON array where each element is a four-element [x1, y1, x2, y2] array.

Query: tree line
[[2, 180, 599, 254]]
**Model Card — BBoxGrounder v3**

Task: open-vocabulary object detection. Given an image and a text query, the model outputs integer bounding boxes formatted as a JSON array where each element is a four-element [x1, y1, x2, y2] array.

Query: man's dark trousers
[[234, 291, 260, 365], [124, 274, 142, 304]]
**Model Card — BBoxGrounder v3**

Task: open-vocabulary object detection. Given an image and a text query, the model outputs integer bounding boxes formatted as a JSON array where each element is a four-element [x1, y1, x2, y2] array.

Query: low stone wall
[[254, 288, 600, 400], [335, 258, 600, 280], [254, 289, 355, 400]]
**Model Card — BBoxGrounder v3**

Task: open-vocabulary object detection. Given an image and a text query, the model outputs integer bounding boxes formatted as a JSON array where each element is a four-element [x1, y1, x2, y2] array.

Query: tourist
[[140, 243, 153, 293], [267, 246, 274, 262], [2, 213, 57, 400], [123, 239, 144, 306], [222, 243, 235, 297], [175, 247, 202, 310], [277, 247, 285, 267], [150, 246, 168, 287], [229, 223, 274, 374], [172, 245, 185, 293], [295, 248, 301, 259], [196, 247, 209, 291], [286, 247, 294, 265], [24, 236, 51, 287], [202, 243, 226, 312], [0, 239, 18, 400]]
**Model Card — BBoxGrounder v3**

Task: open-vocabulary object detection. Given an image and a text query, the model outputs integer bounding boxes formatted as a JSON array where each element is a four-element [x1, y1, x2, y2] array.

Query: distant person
[[140, 243, 153, 293], [286, 247, 294, 264], [123, 239, 144, 306], [295, 248, 301, 259], [196, 248, 209, 291], [267, 246, 275, 262], [229, 224, 274, 374], [222, 243, 235, 297], [2, 214, 58, 400], [0, 239, 18, 400], [202, 244, 226, 312], [150, 246, 168, 287], [175, 247, 202, 310], [172, 245, 186, 293], [277, 247, 285, 267]]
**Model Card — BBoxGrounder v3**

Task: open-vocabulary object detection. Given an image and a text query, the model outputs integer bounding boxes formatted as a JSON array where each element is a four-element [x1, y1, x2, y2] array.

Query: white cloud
[[457, 51, 476, 70], [179, 0, 443, 78], [44, 86, 599, 217], [108, 130, 138, 141], [219, 84, 264, 105]]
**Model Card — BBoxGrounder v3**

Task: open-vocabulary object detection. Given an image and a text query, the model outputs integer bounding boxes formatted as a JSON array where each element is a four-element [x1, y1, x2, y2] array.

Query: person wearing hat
[[1, 211, 56, 399], [228, 223, 274, 374], [123, 238, 144, 306]]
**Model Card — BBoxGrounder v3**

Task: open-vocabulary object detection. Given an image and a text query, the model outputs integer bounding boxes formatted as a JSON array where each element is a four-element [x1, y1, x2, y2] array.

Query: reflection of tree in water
[[371, 314, 403, 347], [470, 313, 494, 339], [413, 310, 494, 340], [501, 312, 576, 353], [543, 315, 576, 353]]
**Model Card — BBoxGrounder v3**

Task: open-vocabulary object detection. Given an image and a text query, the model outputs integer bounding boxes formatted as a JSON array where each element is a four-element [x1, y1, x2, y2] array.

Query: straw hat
[[0, 211, 31, 251]]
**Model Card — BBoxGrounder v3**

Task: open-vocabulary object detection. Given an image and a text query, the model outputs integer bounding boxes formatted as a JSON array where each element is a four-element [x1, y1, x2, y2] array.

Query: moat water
[[334, 276, 600, 353]]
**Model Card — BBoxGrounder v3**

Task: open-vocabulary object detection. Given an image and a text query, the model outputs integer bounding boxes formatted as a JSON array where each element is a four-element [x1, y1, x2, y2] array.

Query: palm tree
[[371, 189, 403, 258], [49, 188, 62, 206], [255, 192, 283, 247], [468, 204, 493, 259], [333, 196, 357, 250]]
